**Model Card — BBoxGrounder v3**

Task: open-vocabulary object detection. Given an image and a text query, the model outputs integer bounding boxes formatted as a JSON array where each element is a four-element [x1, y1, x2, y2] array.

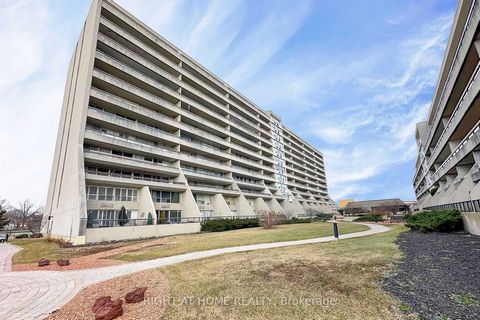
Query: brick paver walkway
[[0, 243, 21, 273], [0, 223, 389, 319]]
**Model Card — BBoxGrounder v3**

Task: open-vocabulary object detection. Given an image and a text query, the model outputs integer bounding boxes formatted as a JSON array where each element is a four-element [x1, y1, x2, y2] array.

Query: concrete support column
[[266, 198, 284, 214], [254, 198, 270, 214], [448, 139, 461, 152], [138, 186, 156, 223], [212, 194, 232, 217], [235, 194, 255, 216], [446, 174, 456, 185], [439, 180, 447, 191], [441, 116, 450, 128], [456, 164, 471, 177], [473, 151, 480, 166]]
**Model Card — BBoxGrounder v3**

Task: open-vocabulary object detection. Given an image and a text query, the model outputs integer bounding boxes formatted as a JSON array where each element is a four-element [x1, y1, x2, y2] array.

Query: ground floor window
[[86, 209, 134, 228], [86, 185, 138, 202], [201, 210, 213, 219], [151, 190, 180, 203], [156, 210, 182, 224]]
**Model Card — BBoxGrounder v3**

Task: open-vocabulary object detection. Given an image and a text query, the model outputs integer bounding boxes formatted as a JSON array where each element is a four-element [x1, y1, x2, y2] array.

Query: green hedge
[[280, 217, 312, 224], [201, 218, 259, 232], [354, 214, 385, 222], [405, 210, 463, 232]]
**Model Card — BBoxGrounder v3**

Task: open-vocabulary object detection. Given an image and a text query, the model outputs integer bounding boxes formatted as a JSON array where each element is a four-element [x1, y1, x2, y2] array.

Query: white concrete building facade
[[413, 0, 480, 234], [44, 0, 336, 244]]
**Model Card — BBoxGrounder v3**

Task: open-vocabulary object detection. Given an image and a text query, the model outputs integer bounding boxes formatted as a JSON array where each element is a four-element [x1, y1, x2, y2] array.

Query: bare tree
[[10, 200, 44, 234], [0, 199, 10, 230]]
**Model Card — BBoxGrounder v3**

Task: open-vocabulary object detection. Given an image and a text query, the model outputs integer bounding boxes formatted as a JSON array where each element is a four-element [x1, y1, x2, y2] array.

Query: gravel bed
[[382, 231, 480, 320]]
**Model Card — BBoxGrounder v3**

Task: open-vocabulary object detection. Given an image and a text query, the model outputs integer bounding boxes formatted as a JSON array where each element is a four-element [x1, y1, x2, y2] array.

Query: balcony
[[424, 1, 480, 150], [85, 171, 186, 191], [234, 179, 266, 190], [426, 63, 480, 169], [240, 189, 272, 198], [182, 168, 233, 185], [84, 128, 180, 160], [84, 150, 179, 176], [188, 183, 240, 196]]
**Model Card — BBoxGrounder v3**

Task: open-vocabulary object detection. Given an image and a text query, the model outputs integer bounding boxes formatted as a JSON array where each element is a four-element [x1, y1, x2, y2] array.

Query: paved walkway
[[0, 243, 21, 273], [0, 223, 389, 319]]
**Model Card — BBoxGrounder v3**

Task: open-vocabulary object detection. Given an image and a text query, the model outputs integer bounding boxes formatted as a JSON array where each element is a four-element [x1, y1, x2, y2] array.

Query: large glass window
[[194, 194, 212, 205], [151, 190, 179, 203], [156, 210, 182, 224], [86, 185, 139, 202]]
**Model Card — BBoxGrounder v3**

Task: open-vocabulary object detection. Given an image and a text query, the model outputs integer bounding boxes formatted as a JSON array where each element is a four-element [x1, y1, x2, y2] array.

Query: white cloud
[[0, 0, 455, 206], [0, 0, 81, 205], [224, 0, 312, 86]]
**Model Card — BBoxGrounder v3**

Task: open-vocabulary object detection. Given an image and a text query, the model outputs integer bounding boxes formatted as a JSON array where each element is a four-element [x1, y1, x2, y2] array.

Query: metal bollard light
[[333, 222, 339, 240]]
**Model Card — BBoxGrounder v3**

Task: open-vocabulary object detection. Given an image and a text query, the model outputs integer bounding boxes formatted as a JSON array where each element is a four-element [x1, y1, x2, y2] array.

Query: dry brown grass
[[160, 225, 409, 320], [48, 225, 411, 319]]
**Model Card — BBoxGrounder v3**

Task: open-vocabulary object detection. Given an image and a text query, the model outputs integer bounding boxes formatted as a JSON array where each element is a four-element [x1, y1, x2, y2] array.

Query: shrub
[[354, 214, 385, 222], [281, 217, 312, 224], [314, 213, 333, 221], [201, 218, 259, 232], [45, 235, 72, 247], [15, 234, 30, 239], [405, 210, 463, 232], [260, 212, 285, 229], [30, 233, 43, 238]]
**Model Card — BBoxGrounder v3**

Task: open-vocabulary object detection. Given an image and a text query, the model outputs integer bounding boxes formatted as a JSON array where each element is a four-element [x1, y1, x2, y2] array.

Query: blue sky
[[0, 0, 457, 205]]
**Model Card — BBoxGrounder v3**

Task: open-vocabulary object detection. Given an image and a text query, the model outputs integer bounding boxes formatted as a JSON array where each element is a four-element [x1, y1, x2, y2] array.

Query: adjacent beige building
[[413, 0, 480, 234], [43, 0, 336, 244]]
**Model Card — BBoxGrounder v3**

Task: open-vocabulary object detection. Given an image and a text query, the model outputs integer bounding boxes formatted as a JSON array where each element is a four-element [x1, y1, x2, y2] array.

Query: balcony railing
[[427, 63, 480, 169], [426, 198, 480, 212], [85, 168, 184, 185], [84, 149, 175, 169], [425, 0, 478, 148]]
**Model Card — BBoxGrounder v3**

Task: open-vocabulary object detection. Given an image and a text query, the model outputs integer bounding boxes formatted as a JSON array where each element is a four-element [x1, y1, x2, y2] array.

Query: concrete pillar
[[473, 151, 480, 165], [474, 39, 480, 57], [177, 169, 201, 218], [439, 180, 447, 191], [235, 194, 256, 216], [448, 139, 461, 152], [266, 198, 284, 214], [446, 174, 456, 185], [441, 117, 450, 128], [212, 194, 232, 217], [138, 186, 156, 223], [254, 197, 270, 214], [456, 164, 472, 177]]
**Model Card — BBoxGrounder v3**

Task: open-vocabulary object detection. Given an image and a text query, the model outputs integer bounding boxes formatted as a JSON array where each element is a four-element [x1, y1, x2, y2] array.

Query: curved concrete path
[[0, 223, 389, 319]]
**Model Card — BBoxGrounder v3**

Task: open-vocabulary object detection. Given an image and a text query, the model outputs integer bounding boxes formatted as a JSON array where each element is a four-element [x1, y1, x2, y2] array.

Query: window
[[86, 185, 139, 202], [86, 186, 97, 200], [195, 194, 211, 205], [106, 187, 114, 201], [151, 190, 179, 203], [156, 210, 182, 224]]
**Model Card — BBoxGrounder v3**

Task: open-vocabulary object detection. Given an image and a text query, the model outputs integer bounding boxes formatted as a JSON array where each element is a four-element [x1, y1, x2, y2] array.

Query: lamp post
[[333, 222, 339, 240]]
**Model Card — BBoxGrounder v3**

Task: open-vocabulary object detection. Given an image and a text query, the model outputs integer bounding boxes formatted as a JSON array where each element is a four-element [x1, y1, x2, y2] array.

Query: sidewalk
[[0, 223, 389, 320]]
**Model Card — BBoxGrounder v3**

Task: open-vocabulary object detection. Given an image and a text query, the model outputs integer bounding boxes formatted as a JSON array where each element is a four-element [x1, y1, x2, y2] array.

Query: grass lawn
[[10, 239, 132, 264], [159, 225, 408, 320], [110, 222, 369, 262]]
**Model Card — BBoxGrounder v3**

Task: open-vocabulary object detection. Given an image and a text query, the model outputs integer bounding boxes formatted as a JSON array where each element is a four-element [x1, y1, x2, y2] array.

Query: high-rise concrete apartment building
[[413, 0, 480, 234], [44, 0, 336, 244]]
